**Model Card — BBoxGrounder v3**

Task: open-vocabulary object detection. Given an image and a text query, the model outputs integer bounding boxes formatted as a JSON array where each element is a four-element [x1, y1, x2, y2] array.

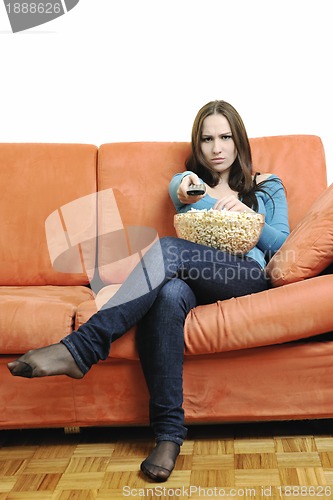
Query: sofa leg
[[64, 426, 81, 434]]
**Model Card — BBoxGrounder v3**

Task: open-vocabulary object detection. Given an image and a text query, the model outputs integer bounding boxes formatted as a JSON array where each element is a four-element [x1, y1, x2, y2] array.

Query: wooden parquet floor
[[1, 420, 333, 499]]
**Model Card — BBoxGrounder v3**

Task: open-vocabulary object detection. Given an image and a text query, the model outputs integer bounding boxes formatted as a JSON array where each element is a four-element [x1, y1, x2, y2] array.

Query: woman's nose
[[213, 140, 222, 154]]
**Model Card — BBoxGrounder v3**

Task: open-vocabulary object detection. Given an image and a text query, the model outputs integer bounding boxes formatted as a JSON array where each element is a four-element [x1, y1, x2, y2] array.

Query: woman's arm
[[168, 171, 204, 209], [256, 177, 290, 255]]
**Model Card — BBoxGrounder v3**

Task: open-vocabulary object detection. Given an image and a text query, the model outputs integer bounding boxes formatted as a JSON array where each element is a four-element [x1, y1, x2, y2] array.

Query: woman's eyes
[[201, 135, 232, 142]]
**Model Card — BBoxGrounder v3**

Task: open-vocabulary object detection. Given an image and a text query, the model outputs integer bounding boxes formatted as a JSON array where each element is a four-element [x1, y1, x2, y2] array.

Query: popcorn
[[174, 209, 265, 254]]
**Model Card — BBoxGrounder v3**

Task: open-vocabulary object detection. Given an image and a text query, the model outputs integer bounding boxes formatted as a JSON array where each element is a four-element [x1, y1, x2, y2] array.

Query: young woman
[[8, 100, 290, 482]]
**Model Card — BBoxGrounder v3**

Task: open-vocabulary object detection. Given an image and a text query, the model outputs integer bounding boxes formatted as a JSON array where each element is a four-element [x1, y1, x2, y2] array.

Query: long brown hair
[[186, 100, 269, 211]]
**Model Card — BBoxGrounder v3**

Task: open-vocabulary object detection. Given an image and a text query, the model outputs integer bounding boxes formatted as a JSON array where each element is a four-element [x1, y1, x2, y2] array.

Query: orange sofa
[[1, 136, 333, 430]]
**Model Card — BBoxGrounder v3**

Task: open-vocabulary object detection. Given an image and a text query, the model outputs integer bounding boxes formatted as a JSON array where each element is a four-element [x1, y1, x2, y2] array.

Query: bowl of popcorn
[[174, 209, 265, 254]]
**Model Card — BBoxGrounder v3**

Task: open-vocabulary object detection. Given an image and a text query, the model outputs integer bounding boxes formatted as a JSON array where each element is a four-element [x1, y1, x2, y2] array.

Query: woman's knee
[[158, 279, 197, 310]]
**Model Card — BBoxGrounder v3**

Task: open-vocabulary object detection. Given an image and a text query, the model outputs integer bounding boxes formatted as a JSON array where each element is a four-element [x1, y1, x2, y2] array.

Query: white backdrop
[[1, 0, 332, 183]]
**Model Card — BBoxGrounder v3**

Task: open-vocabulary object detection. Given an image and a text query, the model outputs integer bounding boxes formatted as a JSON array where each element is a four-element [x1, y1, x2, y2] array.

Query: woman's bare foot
[[7, 343, 84, 379], [140, 441, 180, 482]]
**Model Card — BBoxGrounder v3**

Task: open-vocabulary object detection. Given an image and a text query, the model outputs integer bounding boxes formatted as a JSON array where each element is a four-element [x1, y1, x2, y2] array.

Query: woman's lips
[[211, 158, 225, 163]]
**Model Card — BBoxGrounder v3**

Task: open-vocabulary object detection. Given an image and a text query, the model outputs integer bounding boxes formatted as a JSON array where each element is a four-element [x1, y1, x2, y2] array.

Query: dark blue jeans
[[62, 236, 269, 445]]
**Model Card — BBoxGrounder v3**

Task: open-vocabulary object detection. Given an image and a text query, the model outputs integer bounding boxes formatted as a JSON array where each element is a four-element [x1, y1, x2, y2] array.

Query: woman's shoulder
[[254, 172, 283, 190], [253, 173, 285, 201], [253, 172, 279, 183]]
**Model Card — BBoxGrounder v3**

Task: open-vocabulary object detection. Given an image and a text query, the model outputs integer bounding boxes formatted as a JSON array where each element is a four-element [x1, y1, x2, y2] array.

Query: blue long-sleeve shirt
[[169, 171, 290, 269]]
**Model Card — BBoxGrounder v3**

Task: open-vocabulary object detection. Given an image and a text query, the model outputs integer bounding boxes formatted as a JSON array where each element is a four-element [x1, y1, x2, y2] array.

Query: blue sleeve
[[256, 176, 290, 255], [168, 171, 193, 212]]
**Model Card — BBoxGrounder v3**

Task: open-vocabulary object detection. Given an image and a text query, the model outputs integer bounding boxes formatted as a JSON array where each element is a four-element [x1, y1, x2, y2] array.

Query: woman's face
[[200, 114, 237, 176]]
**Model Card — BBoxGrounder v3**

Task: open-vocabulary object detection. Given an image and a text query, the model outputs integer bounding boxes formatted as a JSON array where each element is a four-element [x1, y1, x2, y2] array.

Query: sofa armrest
[[184, 274, 333, 355], [266, 182, 333, 286]]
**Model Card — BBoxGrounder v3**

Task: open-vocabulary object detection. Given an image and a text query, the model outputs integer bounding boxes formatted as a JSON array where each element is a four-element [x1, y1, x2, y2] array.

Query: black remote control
[[187, 183, 206, 196]]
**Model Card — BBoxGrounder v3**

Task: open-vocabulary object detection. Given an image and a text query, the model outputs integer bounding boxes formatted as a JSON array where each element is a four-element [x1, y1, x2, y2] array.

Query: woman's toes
[[140, 441, 180, 482], [7, 360, 33, 378]]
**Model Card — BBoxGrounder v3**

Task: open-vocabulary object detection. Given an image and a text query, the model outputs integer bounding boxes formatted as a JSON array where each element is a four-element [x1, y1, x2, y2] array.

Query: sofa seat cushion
[[74, 274, 333, 362], [0, 285, 94, 354], [266, 182, 333, 286], [184, 275, 333, 355]]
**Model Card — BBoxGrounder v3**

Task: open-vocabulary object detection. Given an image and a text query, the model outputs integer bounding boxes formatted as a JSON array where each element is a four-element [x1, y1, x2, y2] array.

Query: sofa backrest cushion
[[266, 181, 333, 286], [97, 142, 190, 284], [249, 135, 327, 230], [97, 136, 327, 284], [0, 143, 97, 286]]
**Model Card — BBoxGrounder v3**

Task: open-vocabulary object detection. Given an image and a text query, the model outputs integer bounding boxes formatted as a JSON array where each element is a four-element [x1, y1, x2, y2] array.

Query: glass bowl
[[174, 209, 265, 254]]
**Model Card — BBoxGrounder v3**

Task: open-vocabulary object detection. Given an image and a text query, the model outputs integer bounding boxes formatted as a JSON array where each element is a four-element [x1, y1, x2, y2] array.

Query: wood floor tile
[[190, 469, 234, 487], [235, 453, 277, 469], [279, 466, 326, 485], [0, 461, 27, 476], [235, 469, 281, 486], [276, 451, 321, 467], [6, 493, 54, 499], [72, 444, 115, 458], [234, 438, 275, 454], [65, 457, 110, 474], [296, 466, 326, 485], [105, 457, 142, 472], [23, 459, 69, 474], [275, 436, 317, 453], [0, 477, 17, 493], [322, 470, 333, 485], [53, 491, 97, 500], [0, 448, 37, 460], [315, 436, 333, 451], [192, 454, 234, 470]]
